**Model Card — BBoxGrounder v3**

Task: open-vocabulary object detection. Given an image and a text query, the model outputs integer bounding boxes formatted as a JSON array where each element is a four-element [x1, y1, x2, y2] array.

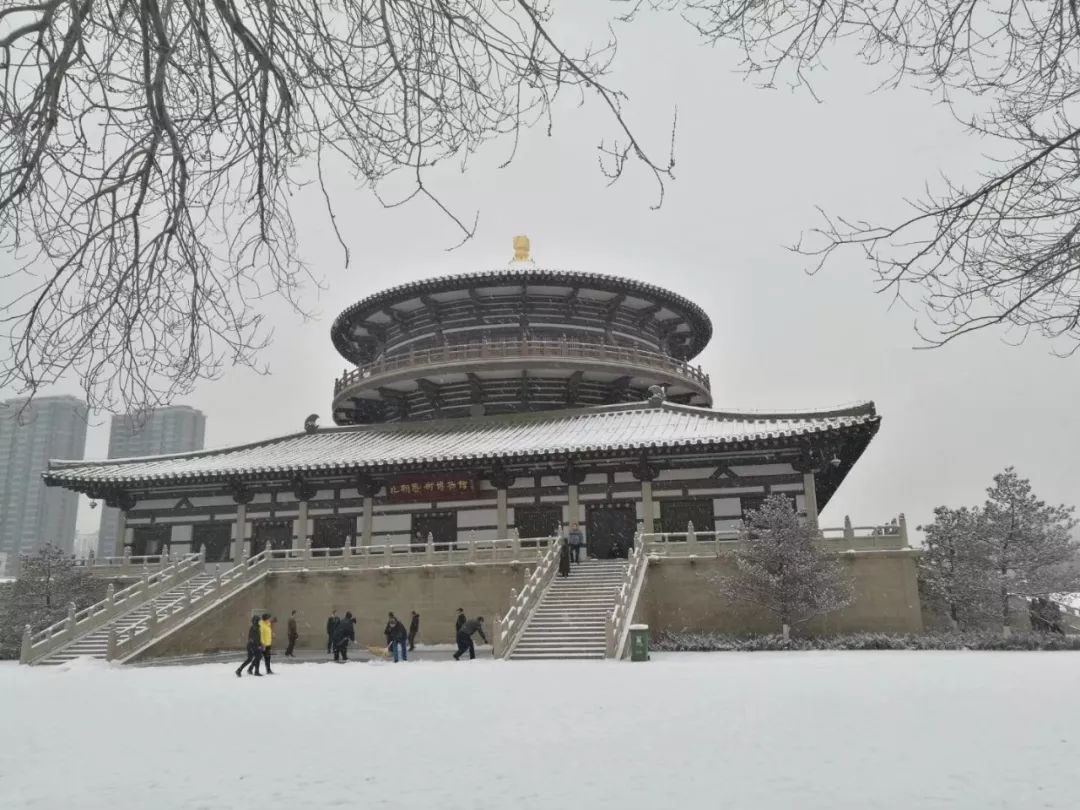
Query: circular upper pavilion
[[330, 238, 714, 425]]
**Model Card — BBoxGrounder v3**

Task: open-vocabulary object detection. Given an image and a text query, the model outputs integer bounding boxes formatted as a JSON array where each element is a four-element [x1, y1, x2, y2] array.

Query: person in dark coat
[[326, 610, 339, 655], [385, 612, 408, 662], [332, 611, 355, 662], [235, 615, 263, 677], [408, 611, 420, 652], [558, 536, 571, 577], [455, 608, 466, 633], [285, 610, 298, 657], [454, 617, 488, 660]]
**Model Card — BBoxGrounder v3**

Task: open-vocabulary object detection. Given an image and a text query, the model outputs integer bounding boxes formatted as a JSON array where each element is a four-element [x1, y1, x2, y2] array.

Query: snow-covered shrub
[[652, 630, 1080, 652]]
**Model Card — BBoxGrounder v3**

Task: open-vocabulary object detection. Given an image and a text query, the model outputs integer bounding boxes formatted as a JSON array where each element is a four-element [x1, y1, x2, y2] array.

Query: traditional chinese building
[[45, 237, 881, 563]]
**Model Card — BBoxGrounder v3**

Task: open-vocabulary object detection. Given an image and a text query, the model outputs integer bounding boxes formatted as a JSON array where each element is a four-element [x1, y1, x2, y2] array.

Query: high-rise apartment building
[[0, 395, 88, 556], [97, 406, 206, 555]]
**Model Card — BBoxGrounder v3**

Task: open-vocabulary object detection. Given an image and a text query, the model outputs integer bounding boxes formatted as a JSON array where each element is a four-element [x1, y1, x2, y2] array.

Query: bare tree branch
[[0, 1, 673, 412], [633, 0, 1080, 350]]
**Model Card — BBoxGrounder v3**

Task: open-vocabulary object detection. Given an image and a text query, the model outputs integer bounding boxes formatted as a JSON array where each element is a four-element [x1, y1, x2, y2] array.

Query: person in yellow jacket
[[258, 613, 274, 675]]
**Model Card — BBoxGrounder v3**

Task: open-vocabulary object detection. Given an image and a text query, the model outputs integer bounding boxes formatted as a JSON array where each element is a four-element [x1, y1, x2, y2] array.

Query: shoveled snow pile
[[2, 652, 1079, 809]]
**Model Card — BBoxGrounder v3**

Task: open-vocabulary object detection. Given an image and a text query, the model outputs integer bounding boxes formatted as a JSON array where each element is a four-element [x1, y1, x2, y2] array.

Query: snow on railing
[[493, 537, 563, 658], [72, 550, 174, 572], [105, 537, 558, 663], [261, 535, 557, 570], [606, 533, 647, 658], [21, 552, 204, 664], [642, 515, 912, 557]]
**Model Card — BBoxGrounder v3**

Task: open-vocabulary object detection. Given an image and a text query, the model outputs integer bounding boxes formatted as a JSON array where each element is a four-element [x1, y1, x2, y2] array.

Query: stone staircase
[[510, 560, 627, 660], [36, 571, 219, 666]]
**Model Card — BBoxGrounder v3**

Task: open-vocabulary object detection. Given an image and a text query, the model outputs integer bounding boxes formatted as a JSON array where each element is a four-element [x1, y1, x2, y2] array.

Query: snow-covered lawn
[[3, 652, 1079, 809]]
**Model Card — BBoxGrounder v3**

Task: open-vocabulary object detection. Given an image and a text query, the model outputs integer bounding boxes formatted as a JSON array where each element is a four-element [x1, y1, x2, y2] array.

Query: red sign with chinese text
[[386, 474, 479, 503]]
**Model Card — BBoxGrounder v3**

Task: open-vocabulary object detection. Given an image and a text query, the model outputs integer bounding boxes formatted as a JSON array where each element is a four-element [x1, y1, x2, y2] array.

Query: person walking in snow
[[333, 611, 355, 662], [259, 613, 274, 674], [236, 615, 263, 677], [454, 616, 488, 660], [455, 607, 466, 634], [326, 609, 339, 655], [385, 612, 408, 662], [285, 610, 299, 657], [567, 521, 584, 564], [558, 535, 571, 578], [408, 611, 420, 652]]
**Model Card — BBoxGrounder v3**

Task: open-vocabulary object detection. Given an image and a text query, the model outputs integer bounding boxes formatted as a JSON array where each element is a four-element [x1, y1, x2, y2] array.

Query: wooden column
[[496, 488, 508, 538], [802, 472, 819, 530], [230, 484, 254, 560], [640, 481, 655, 533], [633, 456, 659, 536], [232, 503, 247, 561], [114, 510, 127, 557], [489, 463, 516, 540], [361, 495, 374, 546], [294, 501, 309, 550], [291, 479, 316, 549]]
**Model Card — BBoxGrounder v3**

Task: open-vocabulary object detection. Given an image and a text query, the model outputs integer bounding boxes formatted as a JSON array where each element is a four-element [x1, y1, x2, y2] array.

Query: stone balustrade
[[21, 552, 204, 664]]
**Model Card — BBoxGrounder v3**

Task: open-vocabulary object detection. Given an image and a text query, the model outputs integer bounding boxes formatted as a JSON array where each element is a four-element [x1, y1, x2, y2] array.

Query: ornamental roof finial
[[511, 234, 532, 264]]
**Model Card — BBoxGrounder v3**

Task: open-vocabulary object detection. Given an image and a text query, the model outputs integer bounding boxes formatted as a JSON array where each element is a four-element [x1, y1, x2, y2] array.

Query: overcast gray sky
[[3, 3, 1076, 537]]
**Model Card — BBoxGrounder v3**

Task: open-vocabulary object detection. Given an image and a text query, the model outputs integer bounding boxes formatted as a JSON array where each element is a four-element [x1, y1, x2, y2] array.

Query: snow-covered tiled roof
[[45, 401, 879, 489]]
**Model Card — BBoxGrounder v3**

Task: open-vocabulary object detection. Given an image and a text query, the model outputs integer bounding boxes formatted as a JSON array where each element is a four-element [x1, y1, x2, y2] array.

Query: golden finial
[[511, 234, 531, 263]]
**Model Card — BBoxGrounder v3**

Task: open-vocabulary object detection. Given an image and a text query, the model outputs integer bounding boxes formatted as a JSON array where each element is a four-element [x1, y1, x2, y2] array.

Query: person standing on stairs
[[285, 610, 299, 657], [454, 617, 487, 660], [558, 535, 571, 578], [236, 616, 263, 677], [259, 614, 274, 674], [567, 521, 584, 564], [408, 611, 420, 652], [326, 609, 339, 655]]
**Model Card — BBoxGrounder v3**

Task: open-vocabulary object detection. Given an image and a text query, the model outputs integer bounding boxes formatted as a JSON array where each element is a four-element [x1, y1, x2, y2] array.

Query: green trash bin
[[629, 624, 650, 662]]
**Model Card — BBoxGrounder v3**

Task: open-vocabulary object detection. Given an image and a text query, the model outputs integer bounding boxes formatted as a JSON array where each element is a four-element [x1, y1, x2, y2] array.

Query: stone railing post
[[898, 513, 909, 546], [20, 624, 32, 663], [215, 568, 223, 589], [511, 533, 521, 557], [141, 571, 151, 593], [199, 546, 207, 563], [843, 515, 854, 541], [426, 537, 434, 563], [105, 583, 115, 610], [148, 603, 158, 631], [122, 547, 131, 570], [65, 602, 77, 634], [686, 521, 696, 547], [305, 538, 313, 560], [107, 626, 117, 661], [184, 582, 193, 608]]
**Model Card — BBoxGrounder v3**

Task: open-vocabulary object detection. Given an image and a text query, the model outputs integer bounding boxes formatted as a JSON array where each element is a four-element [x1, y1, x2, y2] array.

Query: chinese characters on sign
[[386, 474, 478, 503]]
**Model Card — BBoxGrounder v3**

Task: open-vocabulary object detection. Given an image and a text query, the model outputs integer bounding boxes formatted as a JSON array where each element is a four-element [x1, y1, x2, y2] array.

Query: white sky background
[[2, 3, 1077, 536]]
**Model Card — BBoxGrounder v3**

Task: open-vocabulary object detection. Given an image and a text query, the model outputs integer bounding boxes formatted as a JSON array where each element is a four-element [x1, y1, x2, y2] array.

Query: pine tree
[[0, 544, 105, 658], [919, 506, 994, 630], [720, 495, 853, 639], [979, 469, 1079, 631]]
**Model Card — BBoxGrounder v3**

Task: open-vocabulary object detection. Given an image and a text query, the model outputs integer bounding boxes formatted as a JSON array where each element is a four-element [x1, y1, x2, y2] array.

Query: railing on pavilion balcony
[[333, 337, 711, 394]]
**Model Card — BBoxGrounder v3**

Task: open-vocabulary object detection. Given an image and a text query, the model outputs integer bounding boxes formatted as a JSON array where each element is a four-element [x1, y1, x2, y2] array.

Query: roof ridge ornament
[[647, 385, 666, 407], [510, 234, 534, 265]]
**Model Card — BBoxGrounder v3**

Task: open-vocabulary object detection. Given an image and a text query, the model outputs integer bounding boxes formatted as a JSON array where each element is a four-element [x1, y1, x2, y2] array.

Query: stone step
[[510, 651, 606, 660]]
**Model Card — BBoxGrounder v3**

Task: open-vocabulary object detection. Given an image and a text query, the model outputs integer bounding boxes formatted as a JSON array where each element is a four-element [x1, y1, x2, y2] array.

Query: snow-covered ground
[[3, 652, 1079, 809]]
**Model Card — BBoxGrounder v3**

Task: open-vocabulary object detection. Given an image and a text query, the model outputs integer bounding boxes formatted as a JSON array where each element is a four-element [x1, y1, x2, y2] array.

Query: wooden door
[[585, 502, 637, 559]]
